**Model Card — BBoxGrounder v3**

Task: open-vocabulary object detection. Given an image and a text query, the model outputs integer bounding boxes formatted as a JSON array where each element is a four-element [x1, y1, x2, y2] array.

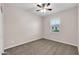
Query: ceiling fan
[[36, 3, 52, 13]]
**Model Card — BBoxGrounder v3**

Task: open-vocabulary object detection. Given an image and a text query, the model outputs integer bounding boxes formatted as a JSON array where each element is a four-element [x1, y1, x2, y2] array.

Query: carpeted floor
[[5, 38, 78, 55]]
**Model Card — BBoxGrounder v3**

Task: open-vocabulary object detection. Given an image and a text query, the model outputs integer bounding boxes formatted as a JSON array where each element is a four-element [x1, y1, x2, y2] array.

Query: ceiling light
[[40, 8, 46, 13], [36, 3, 52, 13]]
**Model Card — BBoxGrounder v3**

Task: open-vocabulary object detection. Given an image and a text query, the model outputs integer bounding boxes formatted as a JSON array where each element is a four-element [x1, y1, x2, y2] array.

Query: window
[[50, 18, 60, 32]]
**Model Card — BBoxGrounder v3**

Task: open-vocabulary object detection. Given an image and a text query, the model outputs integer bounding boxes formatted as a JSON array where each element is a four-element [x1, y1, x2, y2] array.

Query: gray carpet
[[5, 39, 78, 55]]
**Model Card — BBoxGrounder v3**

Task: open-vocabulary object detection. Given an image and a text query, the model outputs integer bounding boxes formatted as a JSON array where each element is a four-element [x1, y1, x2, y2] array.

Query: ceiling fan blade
[[37, 4, 41, 8], [36, 10, 40, 11], [42, 3, 45, 7], [47, 9, 52, 11], [47, 3, 50, 6]]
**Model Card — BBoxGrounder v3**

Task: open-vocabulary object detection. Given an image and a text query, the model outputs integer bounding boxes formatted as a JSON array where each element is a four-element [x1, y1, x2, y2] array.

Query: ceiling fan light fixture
[[40, 8, 46, 13], [36, 3, 52, 13], [40, 9, 43, 12]]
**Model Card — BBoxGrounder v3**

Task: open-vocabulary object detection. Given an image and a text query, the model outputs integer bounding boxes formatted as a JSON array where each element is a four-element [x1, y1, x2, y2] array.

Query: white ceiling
[[7, 3, 77, 17]]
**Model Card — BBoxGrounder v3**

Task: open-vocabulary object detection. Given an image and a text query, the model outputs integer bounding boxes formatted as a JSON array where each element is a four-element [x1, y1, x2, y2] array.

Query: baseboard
[[43, 38, 77, 47], [4, 38, 42, 50], [5, 37, 78, 50]]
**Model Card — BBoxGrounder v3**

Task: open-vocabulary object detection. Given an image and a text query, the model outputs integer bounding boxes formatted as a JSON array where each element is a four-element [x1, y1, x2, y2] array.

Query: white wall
[[3, 4, 42, 49], [43, 7, 78, 46], [0, 4, 3, 54]]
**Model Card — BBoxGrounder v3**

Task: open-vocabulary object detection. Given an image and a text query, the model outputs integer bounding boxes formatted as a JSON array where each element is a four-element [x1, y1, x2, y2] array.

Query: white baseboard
[[4, 38, 41, 49], [44, 38, 77, 47], [5, 37, 78, 50]]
